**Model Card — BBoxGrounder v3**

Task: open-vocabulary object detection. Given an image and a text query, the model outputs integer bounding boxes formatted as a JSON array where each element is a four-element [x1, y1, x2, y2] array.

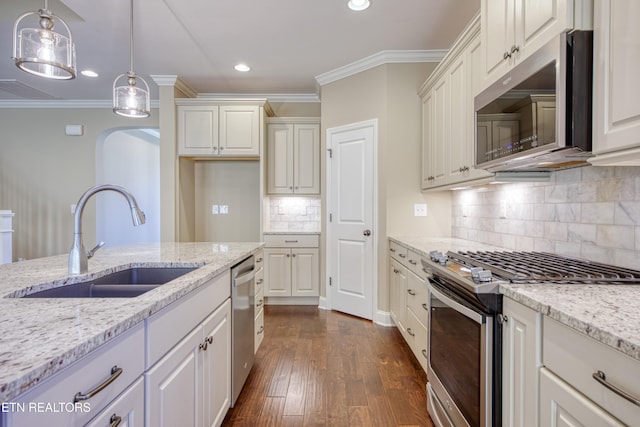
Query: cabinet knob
[[286, 253, 290, 257], [292, 253, 296, 257], [110, 414, 122, 427], [363, 229, 372, 236], [220, 146, 224, 151], [212, 146, 217, 151], [498, 314, 509, 324], [503, 51, 512, 60], [510, 45, 520, 54]]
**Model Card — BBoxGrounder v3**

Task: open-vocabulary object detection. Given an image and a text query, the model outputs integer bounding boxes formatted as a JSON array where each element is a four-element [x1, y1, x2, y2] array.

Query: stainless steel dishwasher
[[230, 255, 256, 407]]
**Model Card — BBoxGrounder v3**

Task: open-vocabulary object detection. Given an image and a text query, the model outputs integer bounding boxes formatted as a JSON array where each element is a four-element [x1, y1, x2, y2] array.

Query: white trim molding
[[0, 99, 160, 109], [315, 49, 448, 87], [198, 93, 320, 103]]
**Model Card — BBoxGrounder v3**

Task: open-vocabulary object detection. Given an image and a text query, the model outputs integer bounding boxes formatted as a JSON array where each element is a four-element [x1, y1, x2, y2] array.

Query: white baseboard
[[318, 296, 328, 310], [374, 310, 394, 327], [264, 296, 319, 306]]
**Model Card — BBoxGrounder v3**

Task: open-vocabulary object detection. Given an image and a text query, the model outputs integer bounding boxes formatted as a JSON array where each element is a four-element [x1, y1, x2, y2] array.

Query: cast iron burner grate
[[446, 251, 640, 284]]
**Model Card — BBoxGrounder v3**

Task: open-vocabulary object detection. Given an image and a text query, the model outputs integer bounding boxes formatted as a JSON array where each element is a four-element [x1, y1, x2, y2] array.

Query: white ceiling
[[0, 0, 480, 102]]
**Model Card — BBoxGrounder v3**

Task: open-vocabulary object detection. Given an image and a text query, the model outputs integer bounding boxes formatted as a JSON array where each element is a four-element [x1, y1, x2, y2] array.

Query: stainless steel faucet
[[68, 184, 146, 275]]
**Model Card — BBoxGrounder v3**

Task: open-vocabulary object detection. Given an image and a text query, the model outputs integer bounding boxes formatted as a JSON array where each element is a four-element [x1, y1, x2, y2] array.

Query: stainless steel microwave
[[474, 31, 593, 172]]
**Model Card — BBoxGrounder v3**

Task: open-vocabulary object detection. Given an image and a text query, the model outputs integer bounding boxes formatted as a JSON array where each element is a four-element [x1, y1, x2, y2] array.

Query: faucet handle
[[87, 241, 105, 259]]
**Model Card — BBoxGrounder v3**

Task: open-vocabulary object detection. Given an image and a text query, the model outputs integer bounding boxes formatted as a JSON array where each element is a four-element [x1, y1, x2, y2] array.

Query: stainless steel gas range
[[421, 250, 640, 427]]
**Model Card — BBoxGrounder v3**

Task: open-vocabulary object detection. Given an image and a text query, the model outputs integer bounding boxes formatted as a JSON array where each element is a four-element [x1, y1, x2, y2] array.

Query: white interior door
[[327, 120, 376, 320]]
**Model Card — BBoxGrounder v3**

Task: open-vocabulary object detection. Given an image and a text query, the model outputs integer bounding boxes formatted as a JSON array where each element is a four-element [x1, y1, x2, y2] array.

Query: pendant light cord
[[129, 0, 134, 74]]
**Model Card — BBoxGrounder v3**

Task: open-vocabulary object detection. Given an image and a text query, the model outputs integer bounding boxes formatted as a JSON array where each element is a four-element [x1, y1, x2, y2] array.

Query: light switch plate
[[211, 204, 219, 215], [414, 203, 427, 217], [220, 205, 229, 214]]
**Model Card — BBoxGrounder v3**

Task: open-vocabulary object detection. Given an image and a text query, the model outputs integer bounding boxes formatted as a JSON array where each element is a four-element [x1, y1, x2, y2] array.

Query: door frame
[[325, 118, 379, 321]]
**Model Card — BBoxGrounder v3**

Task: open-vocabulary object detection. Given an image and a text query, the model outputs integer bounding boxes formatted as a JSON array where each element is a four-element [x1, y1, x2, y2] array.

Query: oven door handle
[[428, 281, 485, 325]]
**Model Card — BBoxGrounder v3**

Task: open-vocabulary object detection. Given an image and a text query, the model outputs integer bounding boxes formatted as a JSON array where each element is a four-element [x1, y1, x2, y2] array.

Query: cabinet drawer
[[85, 376, 144, 427], [263, 234, 319, 248], [255, 286, 264, 312], [404, 309, 428, 373], [407, 249, 428, 278], [389, 241, 408, 262], [255, 265, 264, 291], [543, 317, 640, 426], [6, 323, 144, 427], [406, 271, 428, 328], [255, 249, 264, 269], [147, 270, 230, 367], [255, 308, 265, 353]]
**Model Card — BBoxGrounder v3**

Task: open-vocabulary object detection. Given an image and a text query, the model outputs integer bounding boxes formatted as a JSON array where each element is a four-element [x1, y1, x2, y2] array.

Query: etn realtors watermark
[[1, 401, 91, 413]]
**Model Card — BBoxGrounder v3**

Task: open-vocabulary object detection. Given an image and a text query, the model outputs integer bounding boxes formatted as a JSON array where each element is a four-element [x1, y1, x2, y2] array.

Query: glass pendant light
[[113, 0, 150, 118], [12, 0, 77, 79]]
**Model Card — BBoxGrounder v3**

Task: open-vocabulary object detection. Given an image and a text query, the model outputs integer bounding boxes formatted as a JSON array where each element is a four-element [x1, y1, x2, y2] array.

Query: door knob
[[363, 229, 371, 236]]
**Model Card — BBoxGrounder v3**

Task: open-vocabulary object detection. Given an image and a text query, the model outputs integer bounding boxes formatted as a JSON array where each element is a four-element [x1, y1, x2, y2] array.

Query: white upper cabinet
[[419, 15, 493, 190], [177, 99, 270, 157], [589, 0, 640, 166], [267, 118, 320, 195], [481, 0, 575, 89]]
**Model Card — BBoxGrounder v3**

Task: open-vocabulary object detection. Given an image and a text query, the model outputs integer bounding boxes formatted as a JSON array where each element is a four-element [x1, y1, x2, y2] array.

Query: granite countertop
[[0, 242, 263, 402], [389, 236, 640, 363]]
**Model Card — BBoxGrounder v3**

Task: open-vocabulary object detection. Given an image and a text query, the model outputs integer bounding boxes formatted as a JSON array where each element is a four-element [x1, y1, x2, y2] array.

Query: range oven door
[[427, 275, 494, 427]]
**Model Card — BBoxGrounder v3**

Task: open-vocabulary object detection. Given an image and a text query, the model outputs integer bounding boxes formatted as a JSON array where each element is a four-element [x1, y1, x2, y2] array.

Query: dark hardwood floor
[[223, 306, 435, 427]]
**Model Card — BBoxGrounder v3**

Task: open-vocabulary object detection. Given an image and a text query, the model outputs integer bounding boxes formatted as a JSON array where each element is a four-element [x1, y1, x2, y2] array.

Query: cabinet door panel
[[291, 248, 319, 296], [219, 105, 259, 156], [178, 106, 219, 155], [267, 124, 294, 194], [264, 249, 292, 296], [146, 326, 201, 427], [294, 124, 320, 194], [421, 90, 434, 189], [482, 0, 513, 79], [448, 56, 468, 179], [432, 78, 448, 184]]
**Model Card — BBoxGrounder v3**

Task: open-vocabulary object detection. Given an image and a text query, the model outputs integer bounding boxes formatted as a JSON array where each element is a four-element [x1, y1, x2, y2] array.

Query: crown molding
[[315, 49, 448, 87], [0, 100, 160, 109], [198, 93, 320, 103], [151, 75, 198, 98]]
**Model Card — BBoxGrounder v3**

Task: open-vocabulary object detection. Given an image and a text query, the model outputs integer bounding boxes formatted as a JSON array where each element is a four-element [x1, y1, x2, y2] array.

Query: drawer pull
[[199, 336, 214, 351], [257, 299, 264, 307], [421, 349, 427, 359], [74, 365, 122, 402], [407, 328, 415, 337], [407, 289, 416, 296], [257, 278, 264, 285], [285, 240, 299, 243], [592, 370, 640, 407], [399, 254, 406, 258], [390, 248, 396, 252], [408, 259, 417, 265], [422, 303, 428, 311], [393, 268, 399, 274], [256, 257, 263, 263], [110, 414, 122, 427], [257, 326, 265, 335]]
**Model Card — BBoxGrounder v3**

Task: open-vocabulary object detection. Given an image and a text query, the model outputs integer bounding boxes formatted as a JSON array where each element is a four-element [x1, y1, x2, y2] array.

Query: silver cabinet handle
[[393, 268, 399, 274], [407, 289, 416, 296], [422, 303, 428, 311], [510, 45, 520, 54], [407, 328, 415, 337], [256, 257, 263, 263], [257, 326, 265, 335], [285, 240, 298, 243], [398, 254, 406, 258], [408, 259, 417, 265], [592, 370, 640, 407], [503, 51, 511, 59], [421, 349, 427, 359], [110, 414, 122, 427], [390, 248, 396, 252], [74, 365, 122, 402], [199, 336, 214, 351], [257, 278, 263, 285], [497, 314, 509, 324], [257, 299, 264, 307]]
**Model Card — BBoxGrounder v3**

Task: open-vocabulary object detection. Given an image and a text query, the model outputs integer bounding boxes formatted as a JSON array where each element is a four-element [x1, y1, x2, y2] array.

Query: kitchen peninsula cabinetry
[[388, 240, 428, 373], [267, 118, 320, 195], [146, 271, 231, 427], [420, 15, 493, 190], [263, 234, 319, 304], [177, 99, 272, 157], [480, 0, 584, 89], [254, 249, 265, 353], [589, 0, 640, 166], [501, 297, 542, 427], [540, 317, 640, 426]]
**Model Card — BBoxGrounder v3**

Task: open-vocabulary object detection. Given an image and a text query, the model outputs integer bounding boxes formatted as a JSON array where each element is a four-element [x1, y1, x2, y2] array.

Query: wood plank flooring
[[223, 306, 434, 427]]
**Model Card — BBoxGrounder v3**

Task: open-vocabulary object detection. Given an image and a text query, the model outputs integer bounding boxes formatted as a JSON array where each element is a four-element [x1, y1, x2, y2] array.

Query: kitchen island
[[0, 242, 262, 408]]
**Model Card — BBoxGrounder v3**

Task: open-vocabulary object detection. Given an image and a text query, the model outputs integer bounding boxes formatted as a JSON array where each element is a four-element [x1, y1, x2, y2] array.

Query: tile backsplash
[[451, 166, 640, 269], [264, 196, 321, 232]]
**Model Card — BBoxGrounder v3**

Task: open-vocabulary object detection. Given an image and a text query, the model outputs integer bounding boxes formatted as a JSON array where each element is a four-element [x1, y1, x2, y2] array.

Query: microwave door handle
[[428, 282, 485, 325]]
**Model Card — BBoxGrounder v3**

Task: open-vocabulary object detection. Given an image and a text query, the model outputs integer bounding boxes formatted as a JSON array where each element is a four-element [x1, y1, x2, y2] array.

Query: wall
[[320, 62, 449, 315], [269, 102, 321, 118], [0, 107, 158, 260], [451, 165, 640, 269]]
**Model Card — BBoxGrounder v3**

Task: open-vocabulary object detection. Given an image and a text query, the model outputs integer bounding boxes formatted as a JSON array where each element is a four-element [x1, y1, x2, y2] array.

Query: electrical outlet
[[220, 205, 229, 214], [211, 204, 219, 215], [414, 203, 428, 217]]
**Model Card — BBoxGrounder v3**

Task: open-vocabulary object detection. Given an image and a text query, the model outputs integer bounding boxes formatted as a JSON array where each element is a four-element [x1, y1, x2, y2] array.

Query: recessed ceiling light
[[348, 0, 370, 11], [80, 70, 99, 78], [234, 64, 251, 72]]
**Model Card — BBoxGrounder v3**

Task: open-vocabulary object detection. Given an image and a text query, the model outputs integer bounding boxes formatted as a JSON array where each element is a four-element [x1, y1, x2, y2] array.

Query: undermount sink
[[21, 267, 198, 298]]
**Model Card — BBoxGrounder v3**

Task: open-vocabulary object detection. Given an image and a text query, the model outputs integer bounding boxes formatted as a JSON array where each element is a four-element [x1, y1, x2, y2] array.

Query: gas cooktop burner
[[447, 251, 640, 285]]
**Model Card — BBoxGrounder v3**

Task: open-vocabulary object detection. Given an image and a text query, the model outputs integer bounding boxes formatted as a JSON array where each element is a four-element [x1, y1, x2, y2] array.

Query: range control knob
[[429, 251, 443, 262]]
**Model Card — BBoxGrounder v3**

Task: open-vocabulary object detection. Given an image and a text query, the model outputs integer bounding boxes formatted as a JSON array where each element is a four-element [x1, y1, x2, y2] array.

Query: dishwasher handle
[[234, 268, 256, 287]]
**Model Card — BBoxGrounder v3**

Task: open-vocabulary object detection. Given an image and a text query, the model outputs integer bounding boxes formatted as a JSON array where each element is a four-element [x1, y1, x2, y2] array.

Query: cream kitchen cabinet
[[263, 234, 319, 303], [541, 316, 640, 426], [420, 15, 493, 190], [267, 118, 320, 195], [480, 0, 585, 89], [4, 322, 145, 427], [388, 240, 429, 373], [177, 99, 271, 157], [501, 297, 542, 427], [254, 249, 265, 353], [589, 0, 640, 166], [146, 298, 231, 427]]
